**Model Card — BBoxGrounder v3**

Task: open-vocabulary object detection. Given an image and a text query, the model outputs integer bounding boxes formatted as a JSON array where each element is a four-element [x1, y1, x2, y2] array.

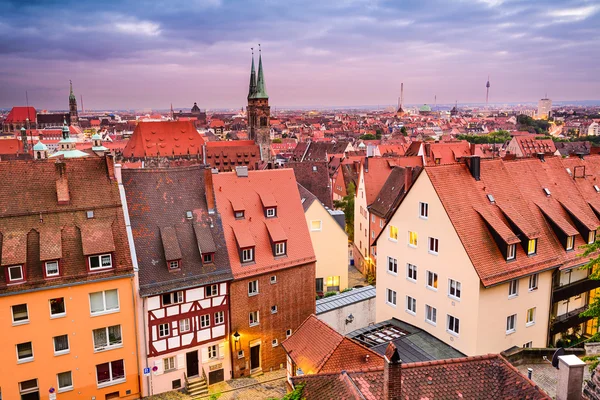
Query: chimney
[[383, 343, 402, 400], [404, 166, 413, 192], [364, 157, 369, 173], [468, 156, 481, 181], [556, 354, 585, 400], [425, 143, 431, 157], [114, 163, 122, 183], [105, 154, 116, 181], [55, 161, 70, 205], [204, 167, 216, 214]]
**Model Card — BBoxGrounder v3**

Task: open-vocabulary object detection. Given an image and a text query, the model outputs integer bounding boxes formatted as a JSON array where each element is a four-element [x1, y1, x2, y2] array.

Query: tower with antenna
[[485, 76, 491, 107]]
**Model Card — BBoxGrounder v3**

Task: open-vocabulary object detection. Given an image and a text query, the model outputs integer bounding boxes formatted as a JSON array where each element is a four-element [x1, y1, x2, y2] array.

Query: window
[[426, 271, 438, 290], [371, 230, 375, 239], [162, 291, 183, 306], [425, 305, 437, 325], [286, 329, 293, 338], [272, 339, 279, 347], [419, 202, 429, 218], [449, 279, 461, 300], [380, 219, 384, 228], [235, 210, 245, 219], [158, 323, 170, 338], [390, 225, 399, 241], [406, 296, 416, 315], [326, 276, 340, 291], [57, 371, 73, 392], [372, 214, 376, 223], [590, 231, 597, 244], [407, 263, 417, 281], [179, 318, 191, 332], [169, 260, 179, 270], [17, 342, 34, 362], [447, 315, 460, 335], [266, 207, 277, 218], [316, 278, 324, 292], [96, 360, 125, 386], [87, 210, 95, 219], [53, 334, 70, 355], [523, 341, 533, 348], [566, 235, 575, 251], [270, 275, 277, 284], [206, 284, 218, 297], [386, 289, 397, 306], [275, 241, 286, 256], [508, 279, 518, 298], [19, 379, 38, 395], [249, 311, 259, 326], [89, 254, 112, 270], [201, 314, 211, 328], [7, 265, 24, 282], [208, 345, 218, 359], [242, 247, 254, 263], [507, 244, 516, 260], [506, 314, 516, 334], [428, 237, 439, 254], [271, 305, 278, 314], [164, 357, 176, 372], [408, 231, 417, 246], [172, 379, 182, 389], [311, 220, 322, 231], [526, 308, 536, 326], [45, 261, 60, 277], [49, 297, 66, 317], [203, 253, 214, 264], [528, 239, 537, 255], [12, 303, 29, 324], [89, 289, 119, 315], [215, 311, 224, 325], [248, 280, 259, 296], [528, 274, 538, 291], [387, 257, 398, 274], [93, 325, 122, 351]]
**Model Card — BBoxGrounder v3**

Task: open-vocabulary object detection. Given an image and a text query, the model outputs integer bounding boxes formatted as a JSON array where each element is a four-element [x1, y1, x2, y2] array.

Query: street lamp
[[233, 331, 240, 350]]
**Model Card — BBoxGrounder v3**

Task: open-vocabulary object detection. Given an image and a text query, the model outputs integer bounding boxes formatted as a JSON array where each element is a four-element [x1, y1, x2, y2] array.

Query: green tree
[[272, 138, 282, 143], [333, 181, 355, 242], [358, 134, 376, 140], [400, 126, 407, 136], [576, 242, 600, 344]]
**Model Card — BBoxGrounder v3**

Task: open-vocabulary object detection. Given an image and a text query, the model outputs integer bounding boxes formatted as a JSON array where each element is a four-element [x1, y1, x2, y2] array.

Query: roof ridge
[[402, 353, 499, 369]]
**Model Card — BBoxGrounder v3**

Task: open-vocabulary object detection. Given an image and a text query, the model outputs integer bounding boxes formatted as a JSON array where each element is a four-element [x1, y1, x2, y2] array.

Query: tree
[[358, 134, 376, 140], [333, 181, 355, 242], [272, 138, 282, 143], [576, 242, 600, 344], [400, 126, 407, 136]]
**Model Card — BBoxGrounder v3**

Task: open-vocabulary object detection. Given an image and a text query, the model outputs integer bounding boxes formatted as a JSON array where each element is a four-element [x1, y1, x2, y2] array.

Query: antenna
[[25, 90, 33, 149], [81, 95, 84, 113], [401, 82, 404, 108]]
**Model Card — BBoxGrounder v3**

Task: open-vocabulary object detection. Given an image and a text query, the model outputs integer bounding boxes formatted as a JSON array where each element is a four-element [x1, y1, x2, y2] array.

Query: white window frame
[[506, 314, 517, 334], [387, 257, 398, 275], [406, 263, 417, 282], [162, 291, 184, 306], [389, 225, 399, 242], [507, 244, 516, 260], [179, 318, 191, 332], [426, 271, 438, 291], [406, 296, 416, 315], [206, 284, 218, 297], [16, 341, 34, 363], [203, 253, 214, 264], [286, 329, 292, 338], [528, 274, 538, 291], [526, 307, 536, 327], [248, 280, 259, 296], [419, 202, 429, 219], [89, 254, 113, 271], [589, 231, 596, 245], [45, 260, 60, 277], [89, 289, 120, 316], [270, 275, 277, 284], [447, 315, 460, 336], [566, 235, 575, 250], [386, 289, 397, 307], [523, 341, 533, 348], [380, 219, 384, 228], [408, 230, 418, 247], [158, 323, 170, 338], [275, 241, 286, 256], [49, 297, 66, 318], [428, 237, 439, 255], [53, 334, 70, 356], [235, 210, 245, 219], [96, 359, 126, 388], [8, 265, 24, 282], [164, 356, 176, 372], [57, 371, 73, 393], [215, 311, 225, 325], [272, 339, 279, 347], [508, 279, 518, 298], [200, 314, 211, 328], [448, 279, 461, 300], [311, 220, 323, 231], [169, 260, 179, 270], [242, 247, 254, 263], [12, 303, 29, 325], [271, 305, 278, 314], [93, 325, 123, 351], [208, 345, 218, 359], [249, 311, 260, 327], [266, 207, 276, 218], [425, 304, 437, 326]]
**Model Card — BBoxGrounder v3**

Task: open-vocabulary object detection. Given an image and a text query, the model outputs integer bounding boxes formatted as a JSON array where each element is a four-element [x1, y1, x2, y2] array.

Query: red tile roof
[[122, 121, 204, 158], [213, 169, 316, 279], [513, 136, 557, 157], [0, 139, 26, 155], [204, 140, 261, 172], [4, 107, 36, 123], [363, 157, 422, 205]]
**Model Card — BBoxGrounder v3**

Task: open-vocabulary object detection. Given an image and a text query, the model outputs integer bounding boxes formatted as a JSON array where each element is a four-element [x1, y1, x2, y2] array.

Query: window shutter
[[154, 360, 163, 375], [201, 346, 209, 364], [219, 343, 225, 359], [177, 354, 185, 370]]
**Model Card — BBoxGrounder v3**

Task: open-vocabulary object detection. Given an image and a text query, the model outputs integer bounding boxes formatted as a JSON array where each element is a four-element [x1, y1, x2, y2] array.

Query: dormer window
[[45, 261, 60, 277], [89, 254, 112, 271], [566, 235, 575, 251], [274, 241, 287, 257], [241, 247, 255, 263], [507, 244, 516, 261], [589, 231, 597, 244], [235, 211, 245, 219], [169, 260, 180, 270], [7, 265, 25, 283], [203, 253, 214, 264], [266, 207, 277, 218], [527, 239, 537, 256]]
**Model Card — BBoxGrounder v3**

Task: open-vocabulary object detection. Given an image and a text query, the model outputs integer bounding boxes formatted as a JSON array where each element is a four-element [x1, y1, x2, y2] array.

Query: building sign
[[209, 363, 223, 371], [143, 367, 151, 376]]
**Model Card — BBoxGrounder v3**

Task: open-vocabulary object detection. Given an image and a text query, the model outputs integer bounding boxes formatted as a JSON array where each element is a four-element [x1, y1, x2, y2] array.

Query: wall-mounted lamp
[[346, 314, 354, 325], [233, 331, 240, 350]]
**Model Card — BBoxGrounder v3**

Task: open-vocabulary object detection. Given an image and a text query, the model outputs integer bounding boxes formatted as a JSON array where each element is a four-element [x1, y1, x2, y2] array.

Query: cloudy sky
[[0, 0, 598, 110]]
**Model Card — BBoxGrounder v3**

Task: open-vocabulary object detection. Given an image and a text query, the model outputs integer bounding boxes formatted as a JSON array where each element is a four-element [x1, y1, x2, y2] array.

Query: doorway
[[21, 393, 39, 400], [250, 343, 261, 372], [186, 350, 199, 377]]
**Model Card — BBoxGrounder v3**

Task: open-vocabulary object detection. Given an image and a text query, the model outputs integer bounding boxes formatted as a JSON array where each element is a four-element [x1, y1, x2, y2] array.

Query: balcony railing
[[552, 277, 600, 303], [550, 304, 591, 335]]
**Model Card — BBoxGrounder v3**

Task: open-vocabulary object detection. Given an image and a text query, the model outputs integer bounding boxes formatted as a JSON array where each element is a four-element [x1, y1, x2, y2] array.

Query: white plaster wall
[[317, 297, 376, 335]]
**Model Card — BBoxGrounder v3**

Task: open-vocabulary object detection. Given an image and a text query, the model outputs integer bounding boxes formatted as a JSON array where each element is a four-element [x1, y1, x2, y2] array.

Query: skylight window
[[543, 188, 551, 197], [486, 194, 495, 204], [186, 211, 193, 219], [594, 185, 600, 193]]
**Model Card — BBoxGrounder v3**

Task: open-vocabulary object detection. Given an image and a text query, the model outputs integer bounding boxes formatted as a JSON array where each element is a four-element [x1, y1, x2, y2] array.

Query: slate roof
[[122, 165, 232, 296], [297, 183, 319, 212], [122, 121, 205, 158], [316, 286, 376, 314], [555, 141, 591, 156], [0, 157, 133, 294], [295, 140, 352, 162], [287, 161, 333, 208]]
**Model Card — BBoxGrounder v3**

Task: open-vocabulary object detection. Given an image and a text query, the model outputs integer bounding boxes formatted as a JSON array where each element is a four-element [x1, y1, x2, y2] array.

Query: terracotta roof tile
[[474, 205, 521, 245], [80, 219, 116, 255], [0, 230, 27, 266], [265, 219, 287, 243], [122, 121, 205, 158], [232, 222, 255, 249], [4, 106, 36, 123], [39, 227, 62, 261]]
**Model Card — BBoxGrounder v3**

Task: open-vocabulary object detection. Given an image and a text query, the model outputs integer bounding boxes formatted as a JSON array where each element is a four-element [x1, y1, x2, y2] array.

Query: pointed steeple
[[69, 80, 76, 101], [248, 48, 257, 100], [255, 44, 268, 99]]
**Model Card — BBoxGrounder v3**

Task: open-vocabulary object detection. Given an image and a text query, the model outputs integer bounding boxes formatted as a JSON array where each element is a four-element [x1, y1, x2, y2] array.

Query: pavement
[[348, 262, 368, 288], [516, 362, 592, 398]]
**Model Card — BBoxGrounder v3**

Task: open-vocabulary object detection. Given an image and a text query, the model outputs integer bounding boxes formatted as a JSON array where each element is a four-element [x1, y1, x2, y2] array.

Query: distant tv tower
[[486, 75, 491, 106]]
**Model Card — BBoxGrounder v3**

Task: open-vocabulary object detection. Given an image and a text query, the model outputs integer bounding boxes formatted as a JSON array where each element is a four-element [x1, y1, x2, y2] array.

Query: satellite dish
[[552, 348, 566, 369]]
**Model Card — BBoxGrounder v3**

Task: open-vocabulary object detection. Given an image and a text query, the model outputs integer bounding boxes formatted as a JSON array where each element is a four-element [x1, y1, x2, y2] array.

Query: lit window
[[386, 289, 397, 306], [508, 279, 518, 298], [419, 202, 429, 218], [527, 239, 537, 255], [449, 279, 461, 300], [506, 314, 516, 334], [89, 254, 112, 271], [16, 342, 34, 362], [589, 231, 596, 245], [389, 226, 399, 241], [162, 291, 183, 306], [215, 311, 224, 325], [566, 235, 575, 251], [507, 244, 516, 261], [164, 357, 176, 372], [249, 311, 260, 326], [12, 304, 29, 324], [7, 265, 24, 282], [426, 271, 438, 290], [406, 296, 416, 315], [89, 289, 119, 315], [179, 318, 191, 332], [208, 344, 218, 359], [96, 359, 125, 386], [407, 263, 417, 281], [169, 260, 179, 270], [158, 323, 170, 338], [242, 247, 254, 263], [53, 334, 70, 355], [57, 371, 73, 392], [326, 276, 340, 291], [428, 237, 439, 254], [201, 314, 210, 328], [528, 274, 538, 291], [387, 257, 398, 274], [203, 253, 214, 264], [275, 241, 286, 256], [248, 280, 259, 296], [425, 305, 437, 325], [45, 261, 60, 277], [206, 284, 218, 297], [93, 325, 122, 351], [447, 315, 460, 335], [526, 308, 536, 326], [266, 207, 277, 218], [408, 231, 417, 246]]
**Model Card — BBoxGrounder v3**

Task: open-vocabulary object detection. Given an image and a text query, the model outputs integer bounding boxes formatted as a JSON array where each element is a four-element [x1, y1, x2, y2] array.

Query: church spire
[[248, 48, 257, 100], [69, 80, 76, 101], [255, 44, 268, 99]]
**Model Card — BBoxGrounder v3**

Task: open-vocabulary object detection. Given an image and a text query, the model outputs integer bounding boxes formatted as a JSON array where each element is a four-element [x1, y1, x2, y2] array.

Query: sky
[[0, 0, 599, 110]]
